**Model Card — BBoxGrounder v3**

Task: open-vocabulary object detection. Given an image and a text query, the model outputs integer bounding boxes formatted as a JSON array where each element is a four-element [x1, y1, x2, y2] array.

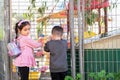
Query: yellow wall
[[85, 35, 120, 49]]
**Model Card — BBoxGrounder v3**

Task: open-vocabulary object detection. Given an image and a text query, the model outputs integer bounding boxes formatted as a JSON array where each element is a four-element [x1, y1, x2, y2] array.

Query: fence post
[[77, 0, 85, 80], [69, 0, 76, 79]]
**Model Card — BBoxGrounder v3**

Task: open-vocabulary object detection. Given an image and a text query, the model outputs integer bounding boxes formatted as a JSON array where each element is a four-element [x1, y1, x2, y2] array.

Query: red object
[[89, 0, 109, 9], [68, 0, 109, 10], [38, 66, 48, 72], [36, 51, 44, 57]]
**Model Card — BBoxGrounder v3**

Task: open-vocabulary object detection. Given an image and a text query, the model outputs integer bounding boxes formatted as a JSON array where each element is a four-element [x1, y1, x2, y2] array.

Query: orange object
[[67, 41, 70, 49], [12, 64, 16, 72]]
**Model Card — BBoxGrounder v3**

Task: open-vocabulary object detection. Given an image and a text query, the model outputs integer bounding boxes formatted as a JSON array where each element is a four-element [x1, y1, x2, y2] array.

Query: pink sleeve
[[24, 37, 42, 48]]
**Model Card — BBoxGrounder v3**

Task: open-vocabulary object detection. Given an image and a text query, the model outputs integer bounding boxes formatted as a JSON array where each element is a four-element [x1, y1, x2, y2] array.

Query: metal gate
[[10, 0, 120, 80]]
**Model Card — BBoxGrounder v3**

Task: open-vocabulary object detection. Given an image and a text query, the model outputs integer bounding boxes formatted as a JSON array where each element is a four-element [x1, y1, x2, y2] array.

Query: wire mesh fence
[[10, 0, 120, 80]]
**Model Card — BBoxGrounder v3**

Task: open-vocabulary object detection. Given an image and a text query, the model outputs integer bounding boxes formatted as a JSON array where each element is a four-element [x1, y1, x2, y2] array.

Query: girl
[[14, 20, 42, 80]]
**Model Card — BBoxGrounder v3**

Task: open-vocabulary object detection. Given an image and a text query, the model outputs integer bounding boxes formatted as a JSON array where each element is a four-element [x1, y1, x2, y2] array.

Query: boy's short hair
[[52, 26, 63, 36]]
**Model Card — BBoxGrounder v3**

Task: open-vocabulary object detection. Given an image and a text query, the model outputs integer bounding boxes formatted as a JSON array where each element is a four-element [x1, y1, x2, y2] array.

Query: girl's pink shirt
[[13, 35, 41, 67]]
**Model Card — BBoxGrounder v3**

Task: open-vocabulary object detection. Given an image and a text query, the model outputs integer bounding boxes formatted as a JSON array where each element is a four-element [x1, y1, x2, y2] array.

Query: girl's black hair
[[15, 20, 30, 39]]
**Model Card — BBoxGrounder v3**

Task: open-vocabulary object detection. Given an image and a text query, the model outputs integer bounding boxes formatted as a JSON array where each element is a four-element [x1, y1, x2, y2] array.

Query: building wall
[[85, 35, 120, 49]]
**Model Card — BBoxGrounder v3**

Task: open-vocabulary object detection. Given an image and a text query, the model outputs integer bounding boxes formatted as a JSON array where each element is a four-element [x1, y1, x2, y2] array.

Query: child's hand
[[38, 37, 43, 42], [46, 35, 52, 41], [38, 37, 44, 46], [38, 66, 48, 73], [36, 51, 44, 57]]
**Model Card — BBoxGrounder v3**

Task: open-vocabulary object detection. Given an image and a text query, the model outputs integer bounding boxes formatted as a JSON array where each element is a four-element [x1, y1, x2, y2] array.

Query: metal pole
[[9, 0, 16, 80], [69, 0, 76, 78], [77, 0, 84, 80], [104, 7, 108, 33], [4, 0, 11, 79], [82, 0, 85, 79]]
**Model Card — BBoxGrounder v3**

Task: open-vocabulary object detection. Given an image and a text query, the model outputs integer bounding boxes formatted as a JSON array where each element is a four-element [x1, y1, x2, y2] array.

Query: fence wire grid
[[11, 0, 120, 80]]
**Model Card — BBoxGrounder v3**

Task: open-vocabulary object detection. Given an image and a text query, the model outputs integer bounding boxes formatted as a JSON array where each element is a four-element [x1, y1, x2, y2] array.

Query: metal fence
[[72, 0, 120, 80], [10, 0, 120, 80], [0, 0, 11, 80]]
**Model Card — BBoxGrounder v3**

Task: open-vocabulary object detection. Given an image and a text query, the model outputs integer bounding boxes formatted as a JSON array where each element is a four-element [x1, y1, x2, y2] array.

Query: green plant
[[65, 76, 73, 80], [65, 73, 81, 80], [113, 71, 120, 80], [22, 0, 47, 21], [85, 11, 98, 26], [36, 22, 44, 35], [22, 0, 48, 37], [74, 0, 118, 33], [89, 70, 114, 80]]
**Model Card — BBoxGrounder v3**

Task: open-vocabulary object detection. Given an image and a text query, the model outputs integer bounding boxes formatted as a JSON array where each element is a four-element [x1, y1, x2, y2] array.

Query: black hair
[[52, 26, 63, 36], [15, 20, 30, 39]]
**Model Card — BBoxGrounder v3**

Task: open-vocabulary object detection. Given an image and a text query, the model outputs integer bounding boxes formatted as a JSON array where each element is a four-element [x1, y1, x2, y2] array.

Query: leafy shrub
[[113, 71, 120, 80], [65, 73, 81, 80], [89, 70, 114, 80]]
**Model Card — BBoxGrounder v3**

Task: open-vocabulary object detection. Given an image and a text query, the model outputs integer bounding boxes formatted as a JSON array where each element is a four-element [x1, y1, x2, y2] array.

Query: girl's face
[[19, 25, 30, 36]]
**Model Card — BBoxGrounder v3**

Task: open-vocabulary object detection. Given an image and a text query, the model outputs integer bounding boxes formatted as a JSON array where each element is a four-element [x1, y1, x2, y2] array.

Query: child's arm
[[25, 37, 42, 48], [44, 42, 50, 52]]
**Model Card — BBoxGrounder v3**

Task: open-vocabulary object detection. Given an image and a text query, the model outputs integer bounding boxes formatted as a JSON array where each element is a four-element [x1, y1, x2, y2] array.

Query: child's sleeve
[[44, 42, 50, 52], [25, 37, 42, 48]]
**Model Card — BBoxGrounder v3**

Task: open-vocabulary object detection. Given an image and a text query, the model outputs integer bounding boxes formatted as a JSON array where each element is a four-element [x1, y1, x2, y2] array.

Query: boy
[[44, 26, 68, 80]]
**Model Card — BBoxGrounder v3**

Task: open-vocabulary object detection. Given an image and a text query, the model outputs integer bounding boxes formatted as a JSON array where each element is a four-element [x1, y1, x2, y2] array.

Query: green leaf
[[28, 6, 31, 10], [65, 76, 73, 80], [38, 7, 43, 14], [32, 3, 36, 7], [23, 13, 28, 19], [89, 72, 96, 78], [114, 72, 120, 80], [97, 70, 106, 78], [106, 73, 114, 78], [76, 73, 81, 80], [31, 0, 35, 4]]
